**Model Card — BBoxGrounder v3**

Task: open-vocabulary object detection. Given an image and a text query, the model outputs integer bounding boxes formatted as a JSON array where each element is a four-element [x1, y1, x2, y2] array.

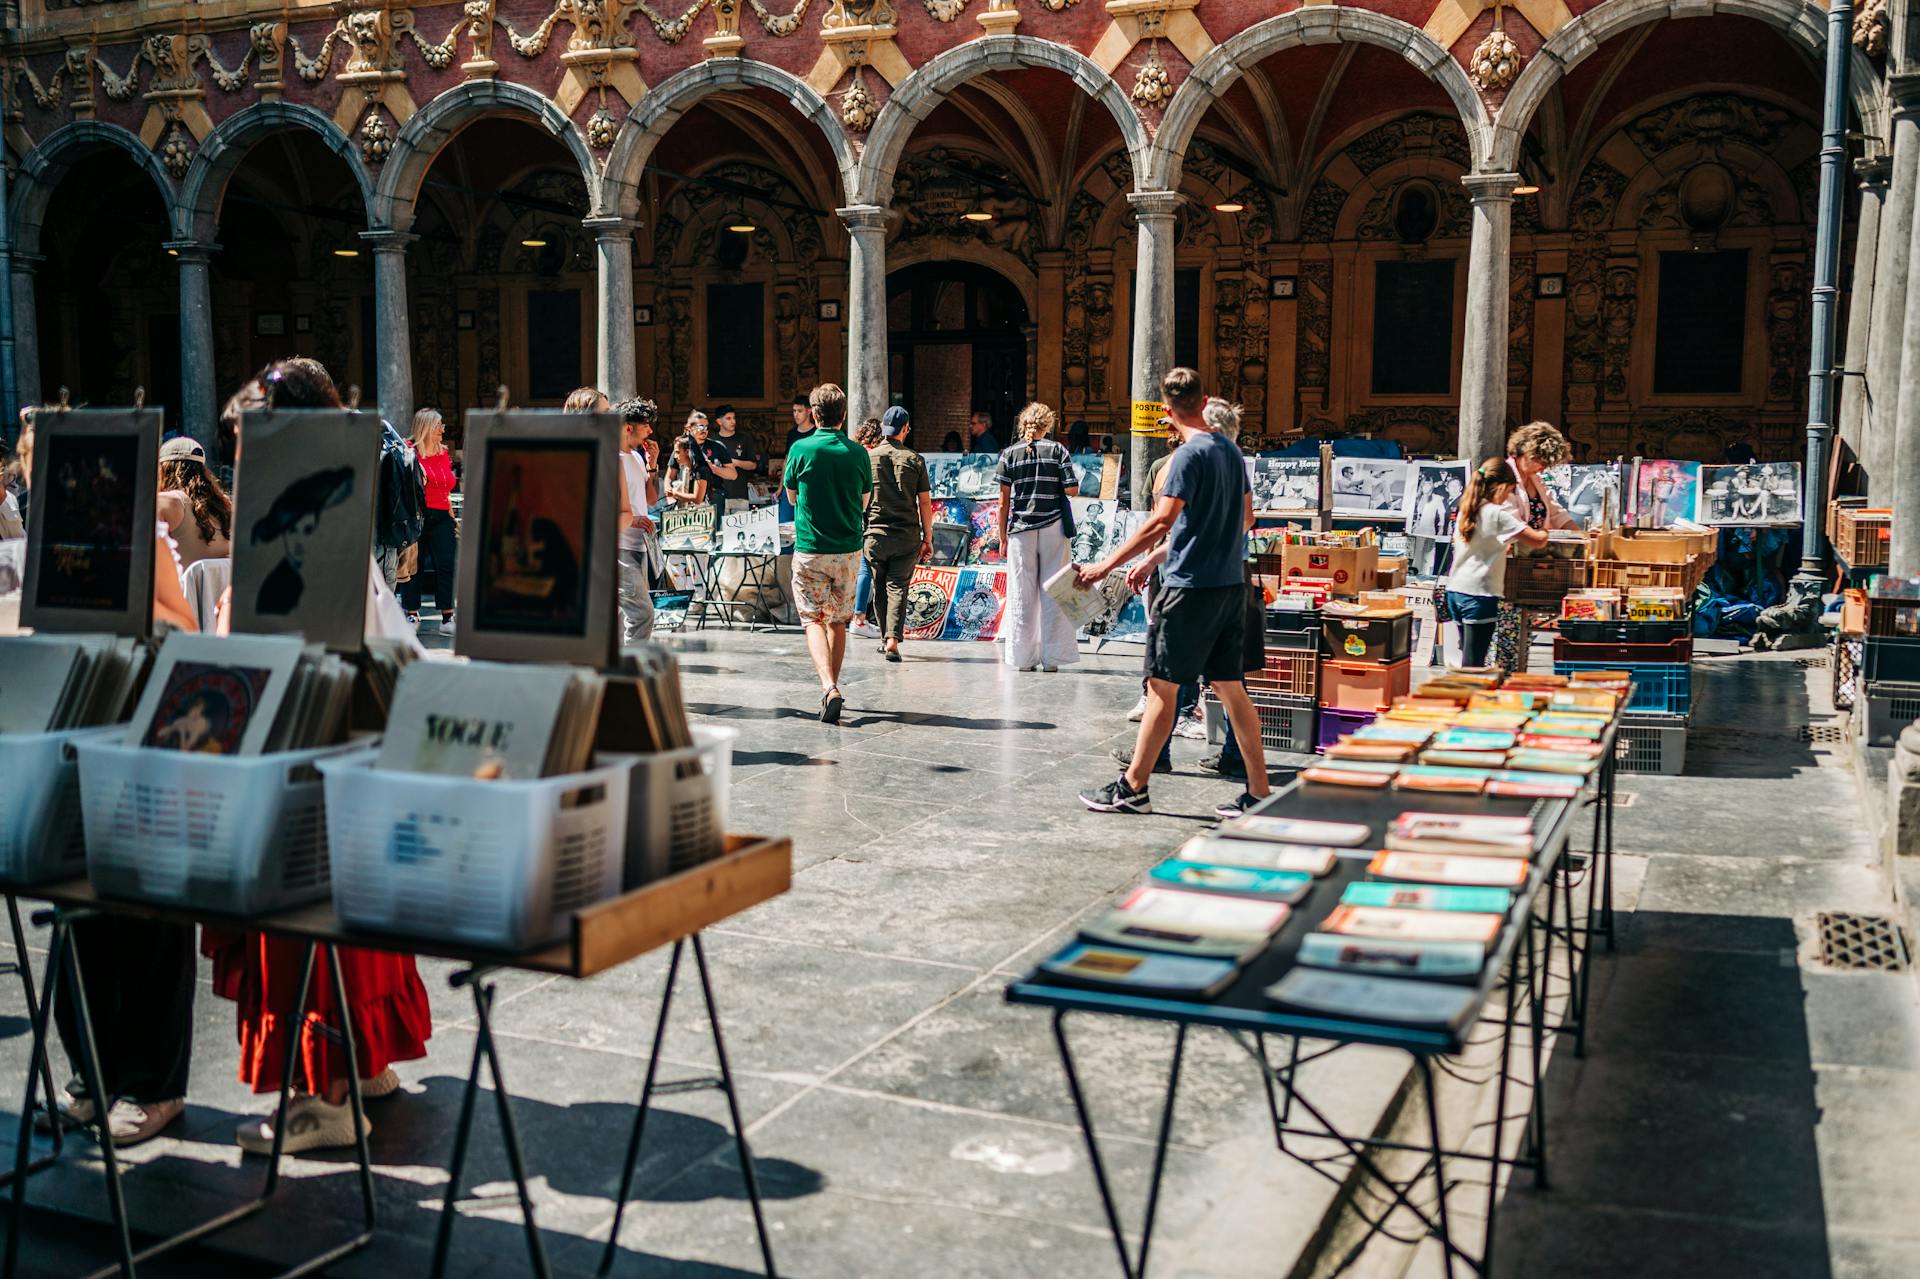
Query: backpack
[[375, 426, 426, 551]]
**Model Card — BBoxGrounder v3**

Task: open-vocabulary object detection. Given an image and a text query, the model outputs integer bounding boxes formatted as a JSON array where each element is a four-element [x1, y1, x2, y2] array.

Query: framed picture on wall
[[256, 313, 287, 337], [294, 315, 312, 334]]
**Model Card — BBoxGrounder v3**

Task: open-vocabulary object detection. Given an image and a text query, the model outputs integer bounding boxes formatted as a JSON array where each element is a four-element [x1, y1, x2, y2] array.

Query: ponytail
[[1457, 457, 1519, 539]]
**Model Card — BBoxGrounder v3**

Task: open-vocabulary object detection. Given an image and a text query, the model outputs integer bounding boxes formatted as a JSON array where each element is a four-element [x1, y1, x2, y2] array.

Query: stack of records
[[378, 661, 607, 780], [126, 633, 357, 755], [599, 643, 694, 754], [0, 635, 152, 734]]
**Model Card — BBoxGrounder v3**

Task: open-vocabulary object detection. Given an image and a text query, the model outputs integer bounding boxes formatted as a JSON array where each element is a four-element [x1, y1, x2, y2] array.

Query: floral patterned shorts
[[791, 551, 861, 626]]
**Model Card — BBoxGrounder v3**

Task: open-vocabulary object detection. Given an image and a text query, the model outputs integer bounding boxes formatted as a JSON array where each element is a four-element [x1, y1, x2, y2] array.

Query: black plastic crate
[[1835, 634, 1863, 712], [1863, 636, 1920, 684], [1264, 607, 1323, 652], [1322, 612, 1412, 663], [1557, 618, 1689, 645], [1861, 679, 1920, 746], [1553, 636, 1694, 665], [1615, 714, 1688, 775]]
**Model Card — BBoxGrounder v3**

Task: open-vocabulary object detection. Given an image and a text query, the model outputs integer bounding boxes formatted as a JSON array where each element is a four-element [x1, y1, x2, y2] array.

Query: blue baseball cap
[[881, 405, 910, 437]]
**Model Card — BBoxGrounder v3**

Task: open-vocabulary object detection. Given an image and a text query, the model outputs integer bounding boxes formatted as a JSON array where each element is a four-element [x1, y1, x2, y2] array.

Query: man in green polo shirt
[[783, 382, 872, 723]]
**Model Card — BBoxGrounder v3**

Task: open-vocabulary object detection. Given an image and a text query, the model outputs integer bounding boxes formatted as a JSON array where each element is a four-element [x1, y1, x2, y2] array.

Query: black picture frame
[[456, 310, 476, 331], [21, 407, 162, 638], [633, 304, 654, 326]]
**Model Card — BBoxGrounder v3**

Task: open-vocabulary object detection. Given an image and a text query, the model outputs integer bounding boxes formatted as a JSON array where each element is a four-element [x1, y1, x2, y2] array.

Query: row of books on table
[[1040, 809, 1548, 1032], [1302, 669, 1626, 795]]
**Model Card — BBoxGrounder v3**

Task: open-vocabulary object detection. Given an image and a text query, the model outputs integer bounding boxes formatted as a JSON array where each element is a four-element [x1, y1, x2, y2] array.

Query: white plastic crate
[[78, 737, 359, 913], [619, 726, 736, 887], [1615, 714, 1687, 775], [1203, 691, 1316, 753], [1861, 680, 1920, 747], [321, 751, 632, 950], [0, 726, 124, 885]]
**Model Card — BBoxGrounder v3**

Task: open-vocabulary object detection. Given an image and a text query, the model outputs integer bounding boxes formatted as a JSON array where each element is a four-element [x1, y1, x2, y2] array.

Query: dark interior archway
[[885, 261, 1028, 448]]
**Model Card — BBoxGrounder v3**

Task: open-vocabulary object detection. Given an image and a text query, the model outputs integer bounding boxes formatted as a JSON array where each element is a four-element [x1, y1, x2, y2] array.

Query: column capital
[[1857, 155, 1894, 187], [836, 204, 892, 234], [1892, 72, 1920, 113], [582, 215, 639, 240], [162, 240, 219, 263], [358, 228, 418, 253], [1462, 172, 1522, 202], [1126, 190, 1183, 221]]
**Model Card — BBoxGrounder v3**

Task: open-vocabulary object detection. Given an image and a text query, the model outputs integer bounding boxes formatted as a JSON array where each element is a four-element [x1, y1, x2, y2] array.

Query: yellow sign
[[1130, 400, 1163, 433]]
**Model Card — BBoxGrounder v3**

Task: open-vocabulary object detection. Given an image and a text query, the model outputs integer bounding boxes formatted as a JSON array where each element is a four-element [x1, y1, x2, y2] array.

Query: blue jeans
[[1447, 591, 1502, 667], [1154, 680, 1200, 771], [854, 554, 873, 620], [1219, 715, 1247, 778]]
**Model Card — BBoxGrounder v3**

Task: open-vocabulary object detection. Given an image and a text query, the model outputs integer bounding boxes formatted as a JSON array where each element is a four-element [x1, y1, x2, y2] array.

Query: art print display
[[456, 410, 620, 667], [923, 453, 1000, 499], [1069, 497, 1117, 565], [903, 565, 960, 641], [1695, 462, 1801, 526], [1328, 458, 1408, 519], [21, 408, 160, 637], [932, 497, 1004, 564], [126, 633, 306, 757], [716, 504, 780, 556], [940, 567, 1008, 641], [1402, 462, 1469, 539], [1542, 463, 1623, 530], [658, 503, 716, 552], [1629, 460, 1699, 528], [230, 409, 382, 652], [1248, 456, 1321, 516], [1069, 453, 1104, 497]]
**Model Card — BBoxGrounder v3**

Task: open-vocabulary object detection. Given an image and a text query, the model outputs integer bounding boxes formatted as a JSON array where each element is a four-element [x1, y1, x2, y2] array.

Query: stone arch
[[1491, 0, 1882, 172], [1151, 9, 1492, 189], [885, 239, 1040, 317], [10, 120, 177, 257], [178, 102, 375, 244], [856, 34, 1153, 205], [373, 79, 597, 231], [603, 58, 857, 218]]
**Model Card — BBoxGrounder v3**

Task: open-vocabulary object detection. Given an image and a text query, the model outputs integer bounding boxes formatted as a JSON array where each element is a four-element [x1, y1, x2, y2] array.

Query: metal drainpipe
[[1794, 0, 1855, 597]]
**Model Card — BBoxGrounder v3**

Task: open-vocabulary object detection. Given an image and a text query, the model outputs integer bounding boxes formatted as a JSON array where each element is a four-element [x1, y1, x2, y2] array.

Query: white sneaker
[[1174, 715, 1209, 741], [1125, 695, 1149, 722], [104, 1098, 184, 1148], [34, 1088, 95, 1133], [235, 1095, 370, 1155]]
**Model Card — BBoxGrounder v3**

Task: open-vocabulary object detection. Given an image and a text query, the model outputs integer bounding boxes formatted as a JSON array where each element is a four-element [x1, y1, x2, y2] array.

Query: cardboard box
[[1282, 543, 1379, 596], [1375, 557, 1408, 590], [1596, 529, 1713, 564]]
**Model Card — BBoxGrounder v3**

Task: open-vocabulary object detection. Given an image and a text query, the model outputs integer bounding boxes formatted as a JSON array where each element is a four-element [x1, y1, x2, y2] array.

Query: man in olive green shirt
[[865, 406, 934, 661], [783, 382, 872, 722]]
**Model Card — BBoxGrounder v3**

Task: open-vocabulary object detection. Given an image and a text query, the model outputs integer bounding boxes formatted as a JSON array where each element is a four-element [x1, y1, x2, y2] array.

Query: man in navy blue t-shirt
[[1073, 367, 1270, 817]]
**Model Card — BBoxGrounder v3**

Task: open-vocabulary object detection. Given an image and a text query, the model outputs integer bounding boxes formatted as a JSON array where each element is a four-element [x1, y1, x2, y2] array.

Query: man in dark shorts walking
[[1074, 368, 1269, 818]]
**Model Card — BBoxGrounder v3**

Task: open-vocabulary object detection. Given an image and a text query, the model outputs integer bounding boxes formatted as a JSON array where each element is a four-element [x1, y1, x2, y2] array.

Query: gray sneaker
[[104, 1098, 184, 1148]]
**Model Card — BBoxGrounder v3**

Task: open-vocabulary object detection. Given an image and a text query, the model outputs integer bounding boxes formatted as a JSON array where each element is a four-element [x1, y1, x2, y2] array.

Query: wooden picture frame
[[455, 409, 620, 668], [22, 407, 161, 638]]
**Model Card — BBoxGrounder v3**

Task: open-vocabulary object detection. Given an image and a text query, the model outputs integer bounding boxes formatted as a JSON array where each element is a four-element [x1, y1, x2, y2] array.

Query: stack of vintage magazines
[[0, 635, 152, 734], [124, 632, 356, 755]]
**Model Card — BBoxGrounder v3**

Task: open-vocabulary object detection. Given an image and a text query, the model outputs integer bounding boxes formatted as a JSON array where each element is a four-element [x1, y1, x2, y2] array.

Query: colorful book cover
[[1297, 934, 1486, 981], [1149, 860, 1314, 902], [1040, 942, 1239, 998], [1341, 882, 1513, 913], [1367, 851, 1531, 887]]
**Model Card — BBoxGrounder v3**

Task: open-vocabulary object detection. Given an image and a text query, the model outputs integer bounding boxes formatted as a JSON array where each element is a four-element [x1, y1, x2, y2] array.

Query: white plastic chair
[[180, 557, 231, 634]]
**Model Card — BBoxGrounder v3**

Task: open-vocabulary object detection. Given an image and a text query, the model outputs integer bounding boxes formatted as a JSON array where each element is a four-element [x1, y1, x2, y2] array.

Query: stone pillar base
[[1889, 724, 1920, 856]]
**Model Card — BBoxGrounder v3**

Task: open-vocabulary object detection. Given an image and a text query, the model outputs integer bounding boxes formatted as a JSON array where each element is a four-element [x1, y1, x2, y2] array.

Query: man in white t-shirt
[[617, 398, 660, 643]]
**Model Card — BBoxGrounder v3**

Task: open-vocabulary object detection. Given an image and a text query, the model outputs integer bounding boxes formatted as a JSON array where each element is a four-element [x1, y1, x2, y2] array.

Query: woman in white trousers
[[995, 402, 1081, 670]]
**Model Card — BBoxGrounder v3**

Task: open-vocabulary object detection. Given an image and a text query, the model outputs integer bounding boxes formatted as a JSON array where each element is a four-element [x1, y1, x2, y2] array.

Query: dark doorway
[[885, 262, 1029, 447]]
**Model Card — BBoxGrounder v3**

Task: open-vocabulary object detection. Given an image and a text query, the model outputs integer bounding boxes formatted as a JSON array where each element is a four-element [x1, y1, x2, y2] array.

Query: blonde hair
[[1507, 421, 1570, 467], [410, 408, 445, 456], [1015, 402, 1057, 444], [1459, 457, 1520, 538], [563, 387, 607, 413]]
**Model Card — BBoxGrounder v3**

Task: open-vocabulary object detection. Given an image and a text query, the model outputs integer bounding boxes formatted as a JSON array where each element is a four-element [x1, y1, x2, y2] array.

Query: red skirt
[[204, 930, 432, 1095]]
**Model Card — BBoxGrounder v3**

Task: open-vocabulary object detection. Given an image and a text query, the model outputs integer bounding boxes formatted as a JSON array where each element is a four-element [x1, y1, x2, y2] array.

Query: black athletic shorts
[[1145, 583, 1250, 685]]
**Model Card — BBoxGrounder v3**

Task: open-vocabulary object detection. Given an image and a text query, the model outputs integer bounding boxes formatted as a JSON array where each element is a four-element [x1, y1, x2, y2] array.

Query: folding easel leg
[[476, 981, 549, 1278], [5, 914, 67, 1279], [691, 935, 777, 1278], [429, 1004, 488, 1279], [1, 896, 63, 1190], [599, 941, 686, 1276], [59, 919, 136, 1278]]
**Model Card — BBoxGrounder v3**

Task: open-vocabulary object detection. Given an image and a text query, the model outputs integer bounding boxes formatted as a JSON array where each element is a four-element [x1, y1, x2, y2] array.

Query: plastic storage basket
[[1315, 707, 1378, 753], [1203, 691, 1316, 754], [1319, 658, 1412, 712], [78, 737, 359, 914], [1835, 634, 1864, 712], [1615, 714, 1687, 775], [1861, 680, 1920, 747], [322, 751, 632, 950], [617, 726, 736, 887], [1246, 650, 1318, 700], [0, 726, 125, 885], [1552, 660, 1692, 716]]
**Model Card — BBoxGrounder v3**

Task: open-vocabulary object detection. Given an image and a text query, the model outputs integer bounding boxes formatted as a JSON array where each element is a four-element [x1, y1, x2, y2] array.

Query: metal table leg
[[1, 895, 64, 1191]]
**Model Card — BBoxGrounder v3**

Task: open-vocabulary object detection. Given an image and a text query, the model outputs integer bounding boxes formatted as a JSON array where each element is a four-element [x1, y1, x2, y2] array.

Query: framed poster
[[1696, 461, 1801, 526], [231, 409, 382, 652], [1249, 455, 1322, 517], [1402, 460, 1469, 539], [22, 407, 161, 637], [1629, 459, 1700, 528], [1328, 457, 1409, 519], [455, 409, 620, 667], [1541, 462, 1624, 530]]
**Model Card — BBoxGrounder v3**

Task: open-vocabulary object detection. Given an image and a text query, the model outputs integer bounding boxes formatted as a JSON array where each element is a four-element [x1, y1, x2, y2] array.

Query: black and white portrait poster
[[1402, 461, 1469, 539], [1247, 456, 1321, 515], [717, 504, 780, 556], [1695, 462, 1801, 526], [22, 407, 161, 638], [230, 409, 382, 652], [1329, 458, 1409, 519], [1542, 463, 1624, 530]]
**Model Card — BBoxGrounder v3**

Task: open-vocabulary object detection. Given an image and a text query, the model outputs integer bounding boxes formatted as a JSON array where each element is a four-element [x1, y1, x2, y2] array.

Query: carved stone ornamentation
[[824, 0, 897, 29], [360, 108, 394, 165], [251, 21, 288, 95], [464, 0, 498, 66], [587, 107, 617, 148], [840, 66, 876, 132], [889, 146, 1037, 270], [1131, 41, 1172, 109], [159, 122, 193, 179], [1468, 27, 1520, 92], [1854, 0, 1888, 58]]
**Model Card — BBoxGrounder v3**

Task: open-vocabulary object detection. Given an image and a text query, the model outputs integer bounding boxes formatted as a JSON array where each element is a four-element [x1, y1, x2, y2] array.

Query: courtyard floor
[[4, 629, 1919, 1277]]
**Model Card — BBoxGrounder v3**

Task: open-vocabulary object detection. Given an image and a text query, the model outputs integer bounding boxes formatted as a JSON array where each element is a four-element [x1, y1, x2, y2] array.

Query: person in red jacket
[[400, 407, 458, 634]]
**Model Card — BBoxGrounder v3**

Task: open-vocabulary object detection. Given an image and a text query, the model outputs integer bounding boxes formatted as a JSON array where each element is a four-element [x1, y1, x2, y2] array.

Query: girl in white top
[[1446, 458, 1549, 667]]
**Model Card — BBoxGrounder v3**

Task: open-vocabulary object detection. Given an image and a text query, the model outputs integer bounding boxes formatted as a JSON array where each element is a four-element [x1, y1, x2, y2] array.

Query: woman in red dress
[[209, 357, 433, 1152]]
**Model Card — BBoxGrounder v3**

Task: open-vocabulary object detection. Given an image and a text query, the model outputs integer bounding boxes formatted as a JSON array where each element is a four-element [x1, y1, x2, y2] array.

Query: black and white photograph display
[[1248, 456, 1321, 515], [21, 407, 161, 637], [1328, 458, 1409, 519], [1402, 461, 1469, 538], [1542, 463, 1624, 529], [923, 453, 1001, 500], [1695, 461, 1801, 525], [230, 409, 383, 651]]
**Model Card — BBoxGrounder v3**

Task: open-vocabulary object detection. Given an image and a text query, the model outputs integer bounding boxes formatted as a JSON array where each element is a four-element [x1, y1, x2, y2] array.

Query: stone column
[[360, 229, 416, 429], [1841, 160, 1890, 468], [10, 252, 41, 414], [1128, 190, 1180, 508], [838, 205, 890, 429], [164, 241, 219, 454], [1458, 173, 1520, 464], [1868, 81, 1920, 501], [585, 216, 637, 401]]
